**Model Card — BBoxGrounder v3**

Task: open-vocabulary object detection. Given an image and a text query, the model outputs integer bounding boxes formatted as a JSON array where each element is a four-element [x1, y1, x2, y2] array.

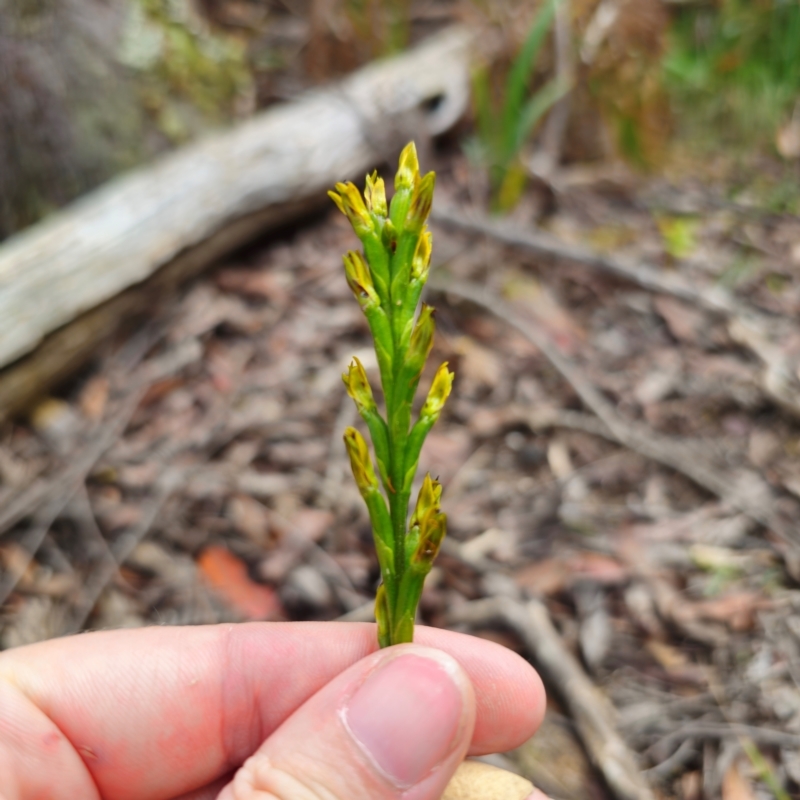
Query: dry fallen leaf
[[547, 440, 573, 480], [693, 591, 769, 632], [454, 336, 503, 388], [287, 508, 335, 543], [645, 639, 709, 685], [777, 118, 800, 160], [514, 558, 570, 597], [227, 494, 271, 545], [198, 545, 283, 620], [722, 759, 757, 800], [504, 275, 585, 355], [418, 429, 472, 484], [653, 296, 709, 344], [681, 770, 702, 800], [78, 376, 110, 420], [514, 551, 628, 596], [216, 267, 288, 303]]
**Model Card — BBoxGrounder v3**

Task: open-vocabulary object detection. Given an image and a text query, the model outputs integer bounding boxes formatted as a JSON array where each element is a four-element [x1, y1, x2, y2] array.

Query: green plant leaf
[[501, 0, 559, 163], [513, 77, 570, 156]]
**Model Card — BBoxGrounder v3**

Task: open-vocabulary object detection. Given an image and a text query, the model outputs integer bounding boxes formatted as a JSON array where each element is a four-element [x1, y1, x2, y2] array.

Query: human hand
[[0, 622, 547, 800]]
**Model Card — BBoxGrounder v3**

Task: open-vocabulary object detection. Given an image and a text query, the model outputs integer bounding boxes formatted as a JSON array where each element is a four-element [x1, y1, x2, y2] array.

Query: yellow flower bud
[[395, 142, 420, 191], [406, 172, 435, 232], [412, 510, 447, 566], [411, 229, 432, 281], [328, 182, 372, 237], [381, 218, 397, 252], [343, 427, 379, 495], [364, 171, 388, 217], [406, 304, 435, 373], [410, 473, 442, 529], [342, 357, 377, 415], [420, 362, 454, 420], [342, 251, 378, 308]]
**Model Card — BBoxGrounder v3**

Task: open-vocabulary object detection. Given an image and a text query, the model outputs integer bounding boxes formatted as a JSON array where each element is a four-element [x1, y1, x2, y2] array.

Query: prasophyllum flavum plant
[[329, 142, 453, 648]]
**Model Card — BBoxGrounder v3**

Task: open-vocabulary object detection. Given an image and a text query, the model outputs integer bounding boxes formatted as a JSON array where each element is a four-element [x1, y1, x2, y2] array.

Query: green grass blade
[[512, 76, 570, 156], [501, 0, 558, 162]]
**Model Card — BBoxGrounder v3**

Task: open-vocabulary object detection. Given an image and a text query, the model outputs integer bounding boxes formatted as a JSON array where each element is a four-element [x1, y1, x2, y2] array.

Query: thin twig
[[646, 722, 800, 756], [644, 737, 698, 781]]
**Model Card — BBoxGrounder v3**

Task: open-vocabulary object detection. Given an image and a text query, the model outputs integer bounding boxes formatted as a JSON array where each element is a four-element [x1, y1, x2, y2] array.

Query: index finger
[[0, 622, 545, 800]]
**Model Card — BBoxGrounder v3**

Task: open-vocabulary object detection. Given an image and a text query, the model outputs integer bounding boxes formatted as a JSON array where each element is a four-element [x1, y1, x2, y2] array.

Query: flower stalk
[[330, 142, 453, 647]]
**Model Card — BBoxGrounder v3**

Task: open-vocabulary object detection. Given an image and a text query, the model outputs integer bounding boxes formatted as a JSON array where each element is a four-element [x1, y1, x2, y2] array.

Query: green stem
[[332, 143, 451, 648]]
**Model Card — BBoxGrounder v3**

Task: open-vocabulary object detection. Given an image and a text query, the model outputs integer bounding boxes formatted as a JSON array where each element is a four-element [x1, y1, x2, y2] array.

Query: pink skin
[[0, 622, 545, 800]]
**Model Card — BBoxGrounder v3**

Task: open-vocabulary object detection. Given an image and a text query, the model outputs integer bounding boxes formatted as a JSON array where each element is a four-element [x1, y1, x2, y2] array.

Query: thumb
[[218, 643, 476, 800]]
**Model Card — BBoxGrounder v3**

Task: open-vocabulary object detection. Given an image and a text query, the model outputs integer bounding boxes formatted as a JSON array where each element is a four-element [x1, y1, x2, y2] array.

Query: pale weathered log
[[0, 26, 473, 417]]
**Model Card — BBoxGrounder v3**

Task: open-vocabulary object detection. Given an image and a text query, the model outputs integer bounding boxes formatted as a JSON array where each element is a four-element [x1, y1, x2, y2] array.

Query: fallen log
[[0, 26, 472, 418]]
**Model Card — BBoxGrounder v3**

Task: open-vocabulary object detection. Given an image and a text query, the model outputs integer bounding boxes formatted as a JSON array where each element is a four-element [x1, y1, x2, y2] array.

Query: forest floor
[[2, 141, 800, 800]]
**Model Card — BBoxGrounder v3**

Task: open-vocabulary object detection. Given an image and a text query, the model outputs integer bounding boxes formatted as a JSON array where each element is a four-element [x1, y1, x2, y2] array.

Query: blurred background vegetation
[[1, 0, 799, 239]]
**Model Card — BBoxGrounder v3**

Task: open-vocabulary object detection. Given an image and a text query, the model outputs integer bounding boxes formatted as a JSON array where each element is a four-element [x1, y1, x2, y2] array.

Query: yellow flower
[[411, 229, 432, 281], [406, 171, 435, 233], [405, 304, 436, 376], [395, 141, 420, 191], [343, 427, 379, 495], [420, 362, 454, 420], [410, 473, 442, 528], [364, 171, 388, 217], [328, 182, 372, 236], [342, 357, 377, 415], [342, 250, 378, 308], [412, 509, 447, 566]]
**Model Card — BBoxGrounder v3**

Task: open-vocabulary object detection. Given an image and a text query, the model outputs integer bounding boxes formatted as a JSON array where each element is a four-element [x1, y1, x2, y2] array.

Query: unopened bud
[[328, 182, 372, 237], [380, 218, 398, 254], [395, 141, 420, 191], [412, 510, 447, 566], [343, 427, 379, 495], [364, 171, 388, 217], [342, 251, 378, 308], [410, 473, 442, 529], [420, 362, 454, 420], [407, 304, 435, 371], [411, 229, 432, 281], [406, 172, 435, 233], [342, 357, 376, 415]]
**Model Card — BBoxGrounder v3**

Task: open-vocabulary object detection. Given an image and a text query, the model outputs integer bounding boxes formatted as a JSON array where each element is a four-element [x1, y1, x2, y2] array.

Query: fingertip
[[342, 644, 476, 789], [414, 627, 546, 753]]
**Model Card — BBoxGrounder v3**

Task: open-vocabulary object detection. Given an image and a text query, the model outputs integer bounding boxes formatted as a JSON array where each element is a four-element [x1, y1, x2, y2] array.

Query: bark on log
[[0, 26, 472, 418]]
